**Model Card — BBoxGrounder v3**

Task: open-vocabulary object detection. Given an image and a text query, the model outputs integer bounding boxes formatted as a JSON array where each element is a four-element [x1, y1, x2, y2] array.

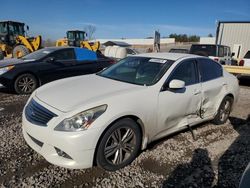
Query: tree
[[43, 38, 55, 47], [84, 25, 96, 40], [189, 35, 200, 42], [168, 33, 200, 42], [208, 33, 213, 37]]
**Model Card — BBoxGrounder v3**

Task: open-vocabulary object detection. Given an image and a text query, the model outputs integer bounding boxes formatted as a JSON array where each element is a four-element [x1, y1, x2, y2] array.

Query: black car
[[0, 47, 113, 94], [169, 48, 189, 54]]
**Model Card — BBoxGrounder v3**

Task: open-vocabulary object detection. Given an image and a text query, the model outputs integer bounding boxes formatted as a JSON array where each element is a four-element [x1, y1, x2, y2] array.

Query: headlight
[[54, 105, 107, 132], [0, 66, 15, 75]]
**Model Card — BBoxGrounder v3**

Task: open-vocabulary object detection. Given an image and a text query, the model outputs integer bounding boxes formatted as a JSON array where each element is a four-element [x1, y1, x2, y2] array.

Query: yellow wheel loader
[[0, 21, 42, 60], [56, 30, 100, 51]]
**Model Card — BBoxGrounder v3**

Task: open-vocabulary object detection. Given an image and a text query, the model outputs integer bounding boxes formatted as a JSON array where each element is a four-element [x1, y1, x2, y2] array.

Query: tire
[[14, 73, 38, 94], [12, 45, 30, 58], [212, 96, 233, 125], [96, 118, 142, 171], [0, 49, 4, 60]]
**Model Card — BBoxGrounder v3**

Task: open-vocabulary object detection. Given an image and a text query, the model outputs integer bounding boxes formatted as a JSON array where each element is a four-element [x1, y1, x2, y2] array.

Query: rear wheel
[[0, 49, 4, 60], [14, 73, 38, 94], [212, 96, 233, 125], [12, 45, 30, 58], [96, 118, 142, 171]]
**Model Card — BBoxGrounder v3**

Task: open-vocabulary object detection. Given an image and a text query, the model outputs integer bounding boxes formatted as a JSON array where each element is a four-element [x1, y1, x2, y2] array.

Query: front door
[[157, 59, 202, 137], [38, 48, 76, 83]]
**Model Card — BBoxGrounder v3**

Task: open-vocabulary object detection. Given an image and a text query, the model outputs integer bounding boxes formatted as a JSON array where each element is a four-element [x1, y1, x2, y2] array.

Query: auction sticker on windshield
[[148, 59, 168, 63]]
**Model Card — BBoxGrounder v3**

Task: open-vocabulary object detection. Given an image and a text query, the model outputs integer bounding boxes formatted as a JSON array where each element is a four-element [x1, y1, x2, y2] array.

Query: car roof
[[43, 46, 76, 50], [192, 44, 230, 47], [135, 52, 199, 61]]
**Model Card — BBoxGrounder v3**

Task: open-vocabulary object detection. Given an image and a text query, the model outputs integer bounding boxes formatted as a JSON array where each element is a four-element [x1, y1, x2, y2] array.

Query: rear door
[[197, 58, 225, 118], [70, 48, 103, 76]]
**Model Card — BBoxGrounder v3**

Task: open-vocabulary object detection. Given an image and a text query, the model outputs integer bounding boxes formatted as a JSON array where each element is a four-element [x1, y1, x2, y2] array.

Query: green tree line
[[168, 33, 200, 42]]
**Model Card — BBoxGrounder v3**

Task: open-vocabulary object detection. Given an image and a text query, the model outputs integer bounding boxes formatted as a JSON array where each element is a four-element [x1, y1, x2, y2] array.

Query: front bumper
[[0, 76, 13, 89], [22, 102, 103, 169]]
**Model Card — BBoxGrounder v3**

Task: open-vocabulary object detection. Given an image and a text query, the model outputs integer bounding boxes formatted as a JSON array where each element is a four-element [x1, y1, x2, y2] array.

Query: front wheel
[[14, 73, 38, 94], [96, 118, 142, 171], [212, 96, 233, 125], [13, 45, 30, 58]]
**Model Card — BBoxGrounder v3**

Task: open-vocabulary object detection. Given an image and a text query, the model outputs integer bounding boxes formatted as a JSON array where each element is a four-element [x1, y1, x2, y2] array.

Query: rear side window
[[53, 49, 75, 60], [190, 45, 216, 57], [168, 59, 198, 86], [244, 51, 250, 59], [198, 58, 223, 82]]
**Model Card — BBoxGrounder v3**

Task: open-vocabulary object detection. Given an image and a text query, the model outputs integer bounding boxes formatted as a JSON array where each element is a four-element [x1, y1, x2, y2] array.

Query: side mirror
[[46, 57, 56, 62], [169, 79, 185, 89], [26, 25, 29, 31], [231, 52, 235, 57]]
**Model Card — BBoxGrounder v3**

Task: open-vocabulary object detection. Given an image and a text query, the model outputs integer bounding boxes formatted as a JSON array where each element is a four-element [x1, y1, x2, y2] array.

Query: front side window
[[67, 32, 75, 40], [198, 58, 222, 82], [98, 57, 174, 86], [79, 32, 85, 41], [218, 46, 224, 57], [168, 59, 198, 86], [22, 48, 56, 60]]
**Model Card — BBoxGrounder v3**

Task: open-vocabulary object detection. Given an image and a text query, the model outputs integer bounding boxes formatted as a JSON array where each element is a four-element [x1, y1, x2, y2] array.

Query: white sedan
[[22, 53, 239, 171]]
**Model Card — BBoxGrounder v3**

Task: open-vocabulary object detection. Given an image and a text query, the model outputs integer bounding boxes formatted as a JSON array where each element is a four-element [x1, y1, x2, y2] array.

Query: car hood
[[35, 74, 143, 112], [0, 58, 35, 67]]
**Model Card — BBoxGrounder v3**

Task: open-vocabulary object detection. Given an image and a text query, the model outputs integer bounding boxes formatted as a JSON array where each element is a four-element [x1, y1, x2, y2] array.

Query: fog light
[[55, 147, 72, 159]]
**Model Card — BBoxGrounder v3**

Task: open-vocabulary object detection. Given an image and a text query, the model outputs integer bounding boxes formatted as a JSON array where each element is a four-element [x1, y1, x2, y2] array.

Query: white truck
[[239, 51, 250, 67]]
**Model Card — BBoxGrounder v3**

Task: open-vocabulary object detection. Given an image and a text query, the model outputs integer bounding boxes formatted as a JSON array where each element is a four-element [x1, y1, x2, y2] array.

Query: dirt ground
[[0, 77, 249, 188]]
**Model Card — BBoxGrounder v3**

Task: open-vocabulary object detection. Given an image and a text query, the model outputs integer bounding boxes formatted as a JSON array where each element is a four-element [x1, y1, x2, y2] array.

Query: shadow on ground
[[239, 76, 250, 87], [163, 148, 215, 187], [161, 115, 250, 188], [217, 115, 250, 187]]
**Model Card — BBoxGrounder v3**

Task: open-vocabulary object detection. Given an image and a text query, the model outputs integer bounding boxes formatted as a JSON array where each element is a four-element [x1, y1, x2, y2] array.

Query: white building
[[216, 21, 250, 59], [199, 37, 215, 45], [95, 38, 175, 46]]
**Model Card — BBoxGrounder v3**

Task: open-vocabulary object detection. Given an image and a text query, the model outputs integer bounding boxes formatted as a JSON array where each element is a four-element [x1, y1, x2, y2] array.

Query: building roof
[[135, 52, 199, 61], [218, 21, 250, 24], [103, 41, 131, 47]]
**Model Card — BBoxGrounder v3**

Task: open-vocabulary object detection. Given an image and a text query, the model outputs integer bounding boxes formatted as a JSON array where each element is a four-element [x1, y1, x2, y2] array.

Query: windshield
[[98, 57, 174, 86], [0, 23, 7, 34], [21, 48, 56, 60], [190, 45, 216, 56], [9, 23, 25, 36], [67, 32, 75, 40]]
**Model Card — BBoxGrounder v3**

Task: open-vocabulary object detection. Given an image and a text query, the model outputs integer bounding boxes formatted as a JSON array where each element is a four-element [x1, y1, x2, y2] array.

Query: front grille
[[28, 133, 44, 147], [25, 99, 57, 126]]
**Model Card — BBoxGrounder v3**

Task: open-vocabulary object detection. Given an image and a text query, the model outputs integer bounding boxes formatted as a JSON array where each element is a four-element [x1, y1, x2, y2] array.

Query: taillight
[[239, 60, 244, 66], [214, 58, 219, 62]]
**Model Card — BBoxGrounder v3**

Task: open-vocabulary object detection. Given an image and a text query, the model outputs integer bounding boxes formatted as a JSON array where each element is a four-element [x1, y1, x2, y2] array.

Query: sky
[[1, 0, 250, 40]]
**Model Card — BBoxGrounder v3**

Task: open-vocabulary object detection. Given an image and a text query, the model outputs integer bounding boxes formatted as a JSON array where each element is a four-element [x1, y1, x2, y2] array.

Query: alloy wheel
[[104, 127, 136, 165], [219, 100, 231, 122], [17, 76, 36, 93]]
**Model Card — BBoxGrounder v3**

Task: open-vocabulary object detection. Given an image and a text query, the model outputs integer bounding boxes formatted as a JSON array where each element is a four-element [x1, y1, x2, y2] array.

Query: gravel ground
[[0, 80, 249, 188]]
